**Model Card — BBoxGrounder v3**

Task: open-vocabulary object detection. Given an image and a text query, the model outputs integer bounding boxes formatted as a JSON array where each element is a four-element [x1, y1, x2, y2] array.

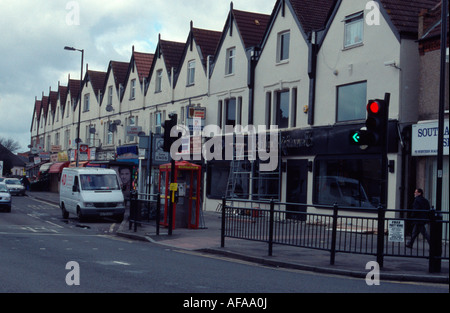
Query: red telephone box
[[159, 161, 202, 229]]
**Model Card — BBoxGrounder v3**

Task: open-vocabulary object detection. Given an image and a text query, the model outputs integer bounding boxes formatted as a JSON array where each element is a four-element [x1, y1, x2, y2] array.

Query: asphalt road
[[0, 196, 447, 296]]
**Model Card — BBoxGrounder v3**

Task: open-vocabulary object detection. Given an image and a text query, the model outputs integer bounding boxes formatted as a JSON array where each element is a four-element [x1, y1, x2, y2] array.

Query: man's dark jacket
[[412, 195, 430, 221]]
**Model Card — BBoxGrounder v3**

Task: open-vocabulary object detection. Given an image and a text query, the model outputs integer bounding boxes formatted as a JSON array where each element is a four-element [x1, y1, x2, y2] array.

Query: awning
[[49, 162, 70, 174], [39, 162, 53, 172]]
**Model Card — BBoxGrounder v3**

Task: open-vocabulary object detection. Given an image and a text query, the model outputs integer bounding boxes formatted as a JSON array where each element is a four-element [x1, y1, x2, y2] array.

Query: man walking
[[406, 188, 431, 248]]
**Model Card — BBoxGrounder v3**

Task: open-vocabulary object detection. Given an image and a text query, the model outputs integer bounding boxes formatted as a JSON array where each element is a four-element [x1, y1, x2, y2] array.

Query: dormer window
[[226, 47, 236, 75], [130, 79, 136, 99]]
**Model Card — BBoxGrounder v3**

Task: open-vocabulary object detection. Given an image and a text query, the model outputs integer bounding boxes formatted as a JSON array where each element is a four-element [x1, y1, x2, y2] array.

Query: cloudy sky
[[0, 0, 275, 152]]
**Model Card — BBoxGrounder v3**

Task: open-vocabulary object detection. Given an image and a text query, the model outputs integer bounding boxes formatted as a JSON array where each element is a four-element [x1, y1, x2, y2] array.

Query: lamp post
[[64, 46, 84, 167]]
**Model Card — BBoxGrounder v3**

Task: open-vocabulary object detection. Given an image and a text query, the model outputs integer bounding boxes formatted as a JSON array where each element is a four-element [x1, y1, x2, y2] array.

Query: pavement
[[25, 191, 449, 285]]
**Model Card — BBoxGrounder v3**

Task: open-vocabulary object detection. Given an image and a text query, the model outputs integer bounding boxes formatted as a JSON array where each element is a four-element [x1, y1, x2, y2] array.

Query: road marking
[[113, 261, 131, 266]]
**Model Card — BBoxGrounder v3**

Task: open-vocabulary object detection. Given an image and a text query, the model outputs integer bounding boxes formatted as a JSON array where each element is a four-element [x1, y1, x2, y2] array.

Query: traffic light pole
[[376, 93, 390, 268]]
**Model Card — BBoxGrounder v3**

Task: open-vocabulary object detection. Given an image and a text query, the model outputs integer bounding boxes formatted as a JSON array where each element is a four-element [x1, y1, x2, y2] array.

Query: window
[[155, 112, 162, 134], [187, 60, 195, 85], [56, 107, 59, 122], [155, 70, 162, 93], [277, 31, 290, 62], [130, 79, 136, 99], [126, 116, 137, 142], [65, 129, 70, 149], [66, 100, 70, 117], [107, 86, 113, 106], [226, 47, 236, 75], [344, 12, 364, 48], [337, 81, 367, 122], [86, 125, 95, 147], [83, 94, 90, 112], [105, 122, 114, 145], [225, 98, 236, 127], [313, 156, 381, 209], [276, 90, 290, 129], [55, 132, 60, 146]]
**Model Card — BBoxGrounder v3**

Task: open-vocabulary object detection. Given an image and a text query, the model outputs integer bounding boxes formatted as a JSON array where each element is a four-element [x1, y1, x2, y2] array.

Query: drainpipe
[[248, 47, 258, 125], [308, 31, 318, 126]]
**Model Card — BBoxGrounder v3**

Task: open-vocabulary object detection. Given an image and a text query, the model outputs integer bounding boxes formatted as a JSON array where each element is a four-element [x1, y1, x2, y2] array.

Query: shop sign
[[412, 120, 449, 156]]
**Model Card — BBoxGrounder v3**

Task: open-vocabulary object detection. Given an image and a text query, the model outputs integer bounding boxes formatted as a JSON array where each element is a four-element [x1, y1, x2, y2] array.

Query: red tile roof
[[160, 40, 186, 72], [49, 91, 58, 118], [86, 70, 107, 98], [134, 52, 154, 83], [233, 9, 271, 48], [192, 27, 222, 65], [289, 0, 336, 34], [110, 61, 129, 89]]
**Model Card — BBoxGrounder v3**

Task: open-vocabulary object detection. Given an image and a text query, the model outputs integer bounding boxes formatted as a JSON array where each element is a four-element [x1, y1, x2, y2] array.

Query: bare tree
[[0, 137, 21, 153]]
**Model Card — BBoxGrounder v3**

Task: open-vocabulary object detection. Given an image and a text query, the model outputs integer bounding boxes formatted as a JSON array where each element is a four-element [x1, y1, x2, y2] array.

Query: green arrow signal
[[352, 132, 360, 143]]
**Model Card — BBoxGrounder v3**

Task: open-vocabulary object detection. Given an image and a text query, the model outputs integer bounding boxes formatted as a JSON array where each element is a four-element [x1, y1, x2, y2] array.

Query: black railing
[[129, 191, 161, 235], [220, 198, 449, 271]]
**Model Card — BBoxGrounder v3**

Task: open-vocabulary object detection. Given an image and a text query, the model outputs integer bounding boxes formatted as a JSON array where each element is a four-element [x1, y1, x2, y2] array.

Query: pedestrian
[[406, 188, 431, 248]]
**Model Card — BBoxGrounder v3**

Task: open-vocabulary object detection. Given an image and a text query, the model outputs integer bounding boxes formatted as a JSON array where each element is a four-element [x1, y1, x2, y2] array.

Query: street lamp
[[64, 46, 84, 167]]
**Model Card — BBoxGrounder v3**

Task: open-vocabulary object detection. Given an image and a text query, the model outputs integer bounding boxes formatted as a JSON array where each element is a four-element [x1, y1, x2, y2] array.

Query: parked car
[[4, 178, 26, 196], [0, 183, 12, 212]]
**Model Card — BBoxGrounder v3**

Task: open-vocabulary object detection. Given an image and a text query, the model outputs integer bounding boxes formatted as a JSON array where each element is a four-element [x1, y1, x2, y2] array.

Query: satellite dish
[[106, 105, 114, 112]]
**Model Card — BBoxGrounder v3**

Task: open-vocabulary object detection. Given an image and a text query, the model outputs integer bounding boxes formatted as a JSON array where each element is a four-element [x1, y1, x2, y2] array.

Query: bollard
[[330, 203, 339, 265], [268, 199, 275, 257], [376, 204, 386, 268]]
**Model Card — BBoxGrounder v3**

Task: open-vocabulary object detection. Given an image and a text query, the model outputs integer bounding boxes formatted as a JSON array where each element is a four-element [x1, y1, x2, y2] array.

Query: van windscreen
[[80, 174, 120, 191]]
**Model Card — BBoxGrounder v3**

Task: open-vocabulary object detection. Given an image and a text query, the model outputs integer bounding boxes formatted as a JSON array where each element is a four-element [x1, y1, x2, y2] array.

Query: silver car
[[4, 178, 26, 196], [0, 183, 12, 212]]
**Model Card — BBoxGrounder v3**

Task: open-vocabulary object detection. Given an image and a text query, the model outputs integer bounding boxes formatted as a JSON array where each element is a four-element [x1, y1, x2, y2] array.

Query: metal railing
[[129, 191, 161, 235], [220, 198, 449, 271]]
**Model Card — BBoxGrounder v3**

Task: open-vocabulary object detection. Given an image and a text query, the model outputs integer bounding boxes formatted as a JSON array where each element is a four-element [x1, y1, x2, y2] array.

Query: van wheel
[[61, 203, 69, 219], [77, 207, 84, 222]]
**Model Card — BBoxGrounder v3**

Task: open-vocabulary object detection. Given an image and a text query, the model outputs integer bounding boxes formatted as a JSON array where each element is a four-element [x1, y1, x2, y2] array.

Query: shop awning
[[49, 162, 70, 173], [39, 162, 53, 173]]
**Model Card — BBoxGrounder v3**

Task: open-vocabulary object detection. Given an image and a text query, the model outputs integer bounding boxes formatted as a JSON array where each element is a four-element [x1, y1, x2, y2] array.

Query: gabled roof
[[159, 39, 185, 73], [31, 98, 42, 132], [379, 0, 441, 39], [232, 9, 271, 49], [262, 0, 336, 48], [101, 60, 129, 104], [49, 90, 58, 120], [67, 78, 81, 112], [84, 70, 107, 98], [58, 84, 68, 115], [191, 26, 222, 67], [133, 51, 154, 83], [41, 95, 49, 120], [110, 61, 129, 89]]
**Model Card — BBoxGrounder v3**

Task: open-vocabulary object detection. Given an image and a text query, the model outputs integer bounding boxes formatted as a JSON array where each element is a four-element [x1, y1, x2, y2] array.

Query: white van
[[60, 168, 125, 221]]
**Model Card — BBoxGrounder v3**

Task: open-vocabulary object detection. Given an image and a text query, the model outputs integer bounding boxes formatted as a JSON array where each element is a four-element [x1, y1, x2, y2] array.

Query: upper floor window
[[187, 60, 195, 86], [336, 81, 367, 122], [155, 70, 162, 93], [130, 79, 136, 99], [107, 86, 113, 106], [277, 31, 290, 62], [226, 47, 236, 75], [83, 94, 90, 112], [344, 12, 363, 48]]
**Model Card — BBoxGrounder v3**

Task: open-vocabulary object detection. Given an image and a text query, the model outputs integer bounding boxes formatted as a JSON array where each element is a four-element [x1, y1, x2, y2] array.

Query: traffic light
[[162, 113, 178, 152], [365, 99, 388, 146], [349, 129, 372, 146]]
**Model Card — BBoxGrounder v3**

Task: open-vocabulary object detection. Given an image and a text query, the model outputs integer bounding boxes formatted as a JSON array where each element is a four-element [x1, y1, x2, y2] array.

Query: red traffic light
[[367, 101, 380, 114]]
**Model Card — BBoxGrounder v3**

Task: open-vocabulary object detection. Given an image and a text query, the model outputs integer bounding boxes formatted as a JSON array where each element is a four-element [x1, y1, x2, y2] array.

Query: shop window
[[313, 156, 381, 209], [206, 161, 230, 199]]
